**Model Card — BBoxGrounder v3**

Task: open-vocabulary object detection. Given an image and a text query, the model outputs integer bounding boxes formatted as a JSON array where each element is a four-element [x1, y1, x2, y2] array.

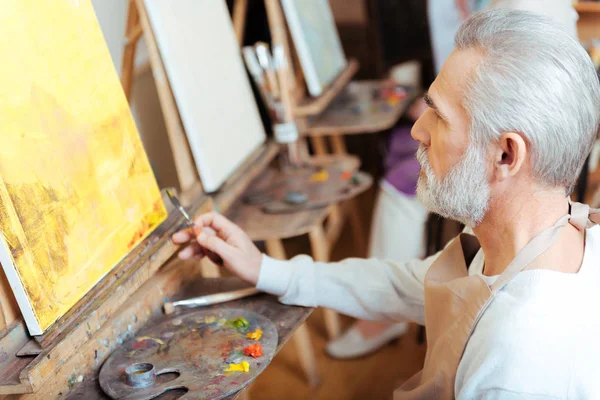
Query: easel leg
[[345, 197, 366, 257], [292, 323, 321, 388], [329, 134, 348, 155], [121, 0, 141, 100], [264, 238, 320, 387], [310, 136, 328, 156], [325, 204, 344, 244], [265, 239, 286, 260], [308, 226, 341, 339], [232, 0, 248, 45]]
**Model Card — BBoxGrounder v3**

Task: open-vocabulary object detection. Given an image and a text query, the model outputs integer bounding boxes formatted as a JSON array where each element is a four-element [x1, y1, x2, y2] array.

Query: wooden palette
[[99, 308, 277, 400], [242, 157, 372, 214]]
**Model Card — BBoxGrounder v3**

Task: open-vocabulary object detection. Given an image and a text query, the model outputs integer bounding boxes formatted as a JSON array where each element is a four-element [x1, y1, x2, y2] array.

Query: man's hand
[[171, 213, 263, 285]]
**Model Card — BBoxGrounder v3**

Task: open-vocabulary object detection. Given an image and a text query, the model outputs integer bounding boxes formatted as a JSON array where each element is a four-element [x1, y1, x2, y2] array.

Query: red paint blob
[[243, 344, 263, 358], [341, 171, 353, 181]]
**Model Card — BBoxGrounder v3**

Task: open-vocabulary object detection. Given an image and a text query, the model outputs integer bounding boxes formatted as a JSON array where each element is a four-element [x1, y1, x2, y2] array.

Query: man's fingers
[[172, 229, 192, 244], [197, 232, 235, 263], [178, 243, 204, 260], [195, 212, 244, 242]]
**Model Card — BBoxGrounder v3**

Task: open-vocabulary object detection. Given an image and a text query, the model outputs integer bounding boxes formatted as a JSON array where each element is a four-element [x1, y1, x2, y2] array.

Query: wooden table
[[302, 81, 416, 138], [65, 277, 313, 400]]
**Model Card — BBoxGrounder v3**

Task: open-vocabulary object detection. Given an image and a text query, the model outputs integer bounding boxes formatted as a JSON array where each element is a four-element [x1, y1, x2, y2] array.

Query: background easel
[[237, 0, 417, 250], [119, 0, 374, 390], [234, 0, 417, 269]]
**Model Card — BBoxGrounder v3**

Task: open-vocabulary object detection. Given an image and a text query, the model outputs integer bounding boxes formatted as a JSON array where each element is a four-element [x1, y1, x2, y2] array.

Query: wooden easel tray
[[302, 82, 418, 136], [224, 155, 372, 241], [293, 59, 360, 118], [0, 190, 211, 395]]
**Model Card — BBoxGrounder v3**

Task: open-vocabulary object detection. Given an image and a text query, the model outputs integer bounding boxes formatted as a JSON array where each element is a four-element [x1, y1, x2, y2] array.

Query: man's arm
[[172, 212, 445, 325], [257, 252, 441, 325]]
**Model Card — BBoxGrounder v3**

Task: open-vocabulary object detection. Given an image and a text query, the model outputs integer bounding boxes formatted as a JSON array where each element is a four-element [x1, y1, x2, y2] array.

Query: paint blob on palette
[[99, 308, 278, 400]]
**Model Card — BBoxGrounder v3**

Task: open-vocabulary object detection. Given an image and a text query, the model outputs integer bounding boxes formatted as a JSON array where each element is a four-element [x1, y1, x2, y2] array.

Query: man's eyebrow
[[423, 92, 448, 121]]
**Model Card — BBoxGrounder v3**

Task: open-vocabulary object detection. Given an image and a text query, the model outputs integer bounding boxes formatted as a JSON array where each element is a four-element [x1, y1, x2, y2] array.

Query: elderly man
[[327, 0, 582, 359], [174, 10, 600, 399]]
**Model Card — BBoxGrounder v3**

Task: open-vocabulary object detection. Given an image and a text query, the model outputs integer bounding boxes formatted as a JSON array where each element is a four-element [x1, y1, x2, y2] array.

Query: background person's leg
[[326, 181, 427, 359]]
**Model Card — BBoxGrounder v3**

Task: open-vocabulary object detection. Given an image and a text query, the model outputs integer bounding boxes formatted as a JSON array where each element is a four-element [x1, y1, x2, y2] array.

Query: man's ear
[[494, 132, 527, 182]]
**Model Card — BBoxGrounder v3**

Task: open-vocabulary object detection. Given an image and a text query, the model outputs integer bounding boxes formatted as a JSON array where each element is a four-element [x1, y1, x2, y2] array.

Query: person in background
[[324, 0, 580, 360]]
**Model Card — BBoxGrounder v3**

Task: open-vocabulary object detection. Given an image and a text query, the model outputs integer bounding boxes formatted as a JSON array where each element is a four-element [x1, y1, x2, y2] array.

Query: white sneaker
[[325, 322, 409, 359]]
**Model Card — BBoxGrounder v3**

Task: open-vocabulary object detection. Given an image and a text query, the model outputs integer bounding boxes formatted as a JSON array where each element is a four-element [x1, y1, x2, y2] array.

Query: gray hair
[[455, 9, 600, 194]]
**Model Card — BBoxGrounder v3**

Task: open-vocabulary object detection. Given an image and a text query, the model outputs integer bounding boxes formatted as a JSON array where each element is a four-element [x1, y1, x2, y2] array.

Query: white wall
[[91, 0, 149, 73]]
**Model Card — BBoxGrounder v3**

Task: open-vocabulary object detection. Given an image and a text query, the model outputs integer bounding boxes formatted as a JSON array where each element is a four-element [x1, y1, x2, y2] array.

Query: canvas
[[281, 0, 348, 97], [0, 0, 167, 335], [144, 0, 266, 193]]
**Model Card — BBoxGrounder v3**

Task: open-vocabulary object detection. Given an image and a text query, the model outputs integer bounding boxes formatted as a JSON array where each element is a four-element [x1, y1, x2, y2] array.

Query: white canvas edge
[[144, 0, 265, 193], [0, 233, 42, 335], [281, 0, 324, 97]]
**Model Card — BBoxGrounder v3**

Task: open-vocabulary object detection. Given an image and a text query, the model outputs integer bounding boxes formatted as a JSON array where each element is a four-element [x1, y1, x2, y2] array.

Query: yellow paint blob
[[310, 170, 329, 182], [225, 361, 250, 373], [247, 329, 263, 341]]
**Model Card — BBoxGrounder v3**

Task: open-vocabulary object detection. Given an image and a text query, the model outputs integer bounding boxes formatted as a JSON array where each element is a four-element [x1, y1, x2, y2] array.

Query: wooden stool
[[198, 154, 370, 389]]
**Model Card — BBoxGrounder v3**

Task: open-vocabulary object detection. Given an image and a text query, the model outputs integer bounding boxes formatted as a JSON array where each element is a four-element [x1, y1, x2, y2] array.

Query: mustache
[[416, 145, 431, 170]]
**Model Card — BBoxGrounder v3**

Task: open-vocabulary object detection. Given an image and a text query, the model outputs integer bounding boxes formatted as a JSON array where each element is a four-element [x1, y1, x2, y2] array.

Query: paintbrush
[[166, 189, 224, 266], [242, 46, 271, 108], [254, 42, 280, 100], [163, 287, 261, 315], [273, 45, 294, 122], [166, 189, 194, 227]]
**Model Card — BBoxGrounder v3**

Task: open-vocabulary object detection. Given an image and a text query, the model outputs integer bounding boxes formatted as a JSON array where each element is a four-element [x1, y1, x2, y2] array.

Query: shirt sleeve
[[256, 251, 442, 325]]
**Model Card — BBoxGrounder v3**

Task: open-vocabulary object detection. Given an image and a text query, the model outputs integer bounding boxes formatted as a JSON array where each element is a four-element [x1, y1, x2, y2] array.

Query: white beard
[[416, 142, 491, 227]]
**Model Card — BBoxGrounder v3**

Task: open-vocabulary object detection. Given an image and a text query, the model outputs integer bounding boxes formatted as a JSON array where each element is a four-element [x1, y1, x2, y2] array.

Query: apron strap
[[569, 202, 590, 230], [588, 207, 600, 225], [490, 214, 569, 294], [490, 201, 598, 294]]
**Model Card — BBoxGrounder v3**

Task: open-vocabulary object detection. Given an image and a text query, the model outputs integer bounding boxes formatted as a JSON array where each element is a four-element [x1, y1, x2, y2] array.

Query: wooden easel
[[235, 0, 418, 257], [0, 189, 214, 396], [0, 270, 18, 333], [119, 0, 377, 390]]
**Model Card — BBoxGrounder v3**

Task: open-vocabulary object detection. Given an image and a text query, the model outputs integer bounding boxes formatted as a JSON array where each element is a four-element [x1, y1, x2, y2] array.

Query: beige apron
[[395, 202, 600, 399]]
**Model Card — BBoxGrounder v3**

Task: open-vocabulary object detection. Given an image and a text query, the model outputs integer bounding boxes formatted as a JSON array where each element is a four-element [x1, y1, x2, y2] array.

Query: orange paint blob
[[243, 343, 263, 358], [341, 171, 353, 181]]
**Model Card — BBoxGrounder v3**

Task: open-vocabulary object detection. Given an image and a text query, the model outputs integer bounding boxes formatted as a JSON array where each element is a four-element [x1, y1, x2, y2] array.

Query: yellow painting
[[0, 0, 167, 335]]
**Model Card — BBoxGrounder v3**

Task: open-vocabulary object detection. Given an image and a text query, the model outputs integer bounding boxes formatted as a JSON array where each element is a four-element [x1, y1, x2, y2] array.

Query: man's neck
[[472, 186, 582, 276]]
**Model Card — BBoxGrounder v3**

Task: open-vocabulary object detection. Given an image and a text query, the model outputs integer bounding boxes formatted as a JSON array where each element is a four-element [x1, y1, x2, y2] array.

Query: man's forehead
[[430, 49, 484, 108]]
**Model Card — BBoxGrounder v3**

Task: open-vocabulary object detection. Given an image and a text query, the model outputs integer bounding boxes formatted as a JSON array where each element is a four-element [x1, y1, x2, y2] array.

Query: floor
[[248, 311, 425, 400]]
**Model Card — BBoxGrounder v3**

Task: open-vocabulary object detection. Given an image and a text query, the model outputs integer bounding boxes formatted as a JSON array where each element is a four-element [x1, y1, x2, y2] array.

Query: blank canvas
[[0, 0, 167, 335], [144, 0, 266, 193], [281, 0, 348, 97]]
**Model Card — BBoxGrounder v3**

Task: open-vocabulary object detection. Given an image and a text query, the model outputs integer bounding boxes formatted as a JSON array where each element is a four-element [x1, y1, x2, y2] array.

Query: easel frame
[[260, 0, 360, 118], [119, 0, 333, 390], [122, 0, 200, 197]]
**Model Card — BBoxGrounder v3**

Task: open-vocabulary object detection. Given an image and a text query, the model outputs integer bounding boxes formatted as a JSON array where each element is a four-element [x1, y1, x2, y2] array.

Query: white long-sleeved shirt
[[257, 226, 600, 399]]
